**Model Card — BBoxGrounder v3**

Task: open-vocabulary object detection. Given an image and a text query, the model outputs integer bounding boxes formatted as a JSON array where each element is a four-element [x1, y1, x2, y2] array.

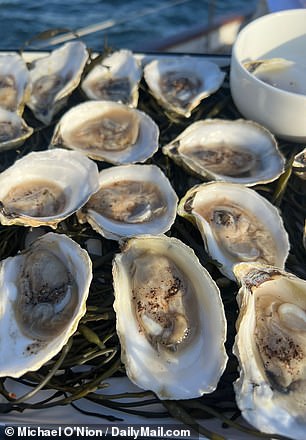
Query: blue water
[[0, 0, 257, 51]]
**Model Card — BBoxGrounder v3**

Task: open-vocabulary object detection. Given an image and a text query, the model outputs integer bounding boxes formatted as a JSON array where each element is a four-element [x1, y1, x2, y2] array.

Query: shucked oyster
[[144, 56, 225, 117], [113, 235, 228, 399], [0, 148, 99, 228], [244, 58, 306, 95], [0, 53, 31, 114], [163, 119, 285, 185], [51, 100, 159, 164], [0, 108, 33, 151], [78, 164, 178, 240], [27, 41, 88, 124], [293, 147, 306, 180], [0, 232, 92, 378], [81, 49, 141, 107], [178, 182, 289, 280], [233, 262, 306, 440]]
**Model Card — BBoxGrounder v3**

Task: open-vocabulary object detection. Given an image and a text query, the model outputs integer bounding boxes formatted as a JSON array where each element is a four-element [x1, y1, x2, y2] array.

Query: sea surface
[[0, 0, 257, 52]]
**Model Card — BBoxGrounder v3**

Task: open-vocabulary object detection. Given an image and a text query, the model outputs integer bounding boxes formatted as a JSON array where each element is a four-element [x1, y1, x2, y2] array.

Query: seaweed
[[0, 46, 305, 440]]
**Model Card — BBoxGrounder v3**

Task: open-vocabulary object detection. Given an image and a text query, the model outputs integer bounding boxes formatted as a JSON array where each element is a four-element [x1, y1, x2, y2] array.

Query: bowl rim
[[231, 8, 306, 100]]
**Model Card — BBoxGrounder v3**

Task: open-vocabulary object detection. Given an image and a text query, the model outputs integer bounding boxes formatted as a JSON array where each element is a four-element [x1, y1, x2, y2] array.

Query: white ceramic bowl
[[230, 9, 306, 142]]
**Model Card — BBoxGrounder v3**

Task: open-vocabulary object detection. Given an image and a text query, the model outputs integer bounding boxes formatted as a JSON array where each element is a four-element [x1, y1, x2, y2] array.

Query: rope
[[33, 0, 195, 48]]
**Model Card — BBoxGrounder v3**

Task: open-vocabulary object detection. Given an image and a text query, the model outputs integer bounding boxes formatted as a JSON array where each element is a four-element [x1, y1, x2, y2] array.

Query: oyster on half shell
[[244, 58, 306, 95], [81, 49, 142, 107], [178, 182, 289, 280], [0, 108, 33, 151], [77, 164, 178, 240], [0, 148, 99, 228], [163, 119, 285, 185], [0, 53, 31, 114], [51, 100, 159, 164], [233, 262, 306, 440], [144, 56, 225, 117], [113, 235, 228, 399], [293, 147, 306, 180], [27, 41, 88, 124], [0, 232, 92, 378]]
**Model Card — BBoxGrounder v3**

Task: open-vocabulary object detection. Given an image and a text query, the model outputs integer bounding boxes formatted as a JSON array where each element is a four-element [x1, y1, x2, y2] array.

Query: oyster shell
[[0, 148, 99, 228], [27, 41, 88, 124], [113, 235, 228, 399], [233, 262, 306, 440], [81, 49, 141, 107], [144, 56, 225, 117], [244, 58, 306, 95], [51, 100, 159, 164], [178, 182, 289, 280], [0, 53, 31, 114], [0, 232, 92, 378], [163, 119, 285, 185], [293, 147, 306, 180], [77, 164, 178, 240], [0, 108, 33, 151]]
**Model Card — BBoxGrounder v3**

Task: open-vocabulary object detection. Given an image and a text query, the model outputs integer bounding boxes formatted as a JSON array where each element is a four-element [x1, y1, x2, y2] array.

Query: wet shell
[[77, 164, 178, 240], [163, 119, 285, 186], [0, 148, 99, 228], [144, 56, 225, 117], [233, 262, 306, 440], [178, 182, 290, 280], [0, 108, 33, 151], [244, 58, 306, 95], [293, 147, 306, 180], [0, 53, 31, 114], [113, 235, 228, 399], [51, 100, 159, 164], [0, 232, 92, 378], [27, 41, 89, 124], [81, 49, 142, 107]]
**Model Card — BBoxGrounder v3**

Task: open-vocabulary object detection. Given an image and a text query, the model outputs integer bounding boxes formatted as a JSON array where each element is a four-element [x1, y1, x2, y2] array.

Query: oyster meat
[[163, 119, 285, 185], [233, 262, 306, 440], [244, 58, 306, 95], [0, 232, 92, 378], [178, 182, 289, 280], [113, 235, 228, 399], [293, 147, 306, 180], [144, 56, 225, 117], [27, 41, 88, 124], [77, 164, 178, 240], [0, 148, 99, 228], [51, 100, 159, 164], [0, 53, 31, 114], [0, 108, 33, 151], [81, 49, 142, 107]]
